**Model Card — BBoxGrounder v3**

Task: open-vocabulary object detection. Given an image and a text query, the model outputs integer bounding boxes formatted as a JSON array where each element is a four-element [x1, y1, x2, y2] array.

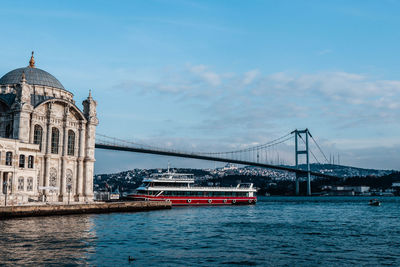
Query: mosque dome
[[0, 52, 65, 90]]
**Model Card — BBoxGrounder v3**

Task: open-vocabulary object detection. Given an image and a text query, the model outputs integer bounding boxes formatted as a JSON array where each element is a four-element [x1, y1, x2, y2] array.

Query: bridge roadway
[[95, 143, 338, 179]]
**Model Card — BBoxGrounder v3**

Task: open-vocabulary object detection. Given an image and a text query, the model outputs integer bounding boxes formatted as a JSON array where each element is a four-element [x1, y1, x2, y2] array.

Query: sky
[[0, 0, 399, 173]]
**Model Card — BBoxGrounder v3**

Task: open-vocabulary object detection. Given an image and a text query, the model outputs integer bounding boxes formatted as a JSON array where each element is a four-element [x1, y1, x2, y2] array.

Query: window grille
[[19, 154, 25, 168], [18, 177, 24, 191], [28, 156, 34, 168], [5, 152, 12, 166], [50, 168, 57, 187], [33, 125, 43, 150], [67, 130, 75, 156], [5, 124, 11, 138], [27, 177, 33, 191], [51, 128, 59, 154]]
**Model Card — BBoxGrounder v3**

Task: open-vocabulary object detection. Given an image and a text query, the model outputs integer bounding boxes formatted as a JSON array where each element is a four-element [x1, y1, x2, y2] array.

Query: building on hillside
[[0, 52, 98, 204], [321, 185, 370, 196]]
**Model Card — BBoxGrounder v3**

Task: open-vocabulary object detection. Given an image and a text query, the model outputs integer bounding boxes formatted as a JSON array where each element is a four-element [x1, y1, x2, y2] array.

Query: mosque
[[0, 52, 98, 204]]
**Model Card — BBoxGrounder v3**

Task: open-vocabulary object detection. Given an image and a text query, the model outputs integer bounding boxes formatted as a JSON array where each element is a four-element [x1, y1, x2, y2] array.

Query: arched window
[[5, 151, 12, 166], [33, 125, 43, 150], [67, 130, 75, 156], [28, 155, 34, 168], [51, 127, 59, 154], [19, 154, 25, 168], [5, 124, 11, 138]]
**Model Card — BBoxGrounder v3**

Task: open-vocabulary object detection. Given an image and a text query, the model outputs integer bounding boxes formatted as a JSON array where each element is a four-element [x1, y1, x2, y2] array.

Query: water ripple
[[1, 196, 400, 266]]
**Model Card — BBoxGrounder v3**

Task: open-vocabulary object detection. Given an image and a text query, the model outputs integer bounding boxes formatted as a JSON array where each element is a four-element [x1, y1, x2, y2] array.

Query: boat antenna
[[167, 161, 170, 173]]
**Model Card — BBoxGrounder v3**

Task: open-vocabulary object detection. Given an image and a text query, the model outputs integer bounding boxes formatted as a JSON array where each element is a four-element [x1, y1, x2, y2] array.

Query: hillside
[[94, 164, 397, 195]]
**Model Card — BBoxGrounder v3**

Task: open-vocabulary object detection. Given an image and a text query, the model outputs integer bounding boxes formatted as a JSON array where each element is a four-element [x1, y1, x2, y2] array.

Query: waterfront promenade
[[0, 201, 171, 219]]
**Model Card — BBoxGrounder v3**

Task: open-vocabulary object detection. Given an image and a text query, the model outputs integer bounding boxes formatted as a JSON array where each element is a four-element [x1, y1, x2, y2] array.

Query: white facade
[[331, 186, 370, 193], [0, 53, 98, 204]]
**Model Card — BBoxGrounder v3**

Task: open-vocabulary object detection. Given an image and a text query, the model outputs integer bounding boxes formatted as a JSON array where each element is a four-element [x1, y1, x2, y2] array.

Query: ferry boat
[[128, 170, 257, 205]]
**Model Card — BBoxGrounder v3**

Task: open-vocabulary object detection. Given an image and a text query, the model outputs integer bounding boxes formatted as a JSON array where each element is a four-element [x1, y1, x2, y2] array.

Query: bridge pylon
[[292, 129, 311, 196]]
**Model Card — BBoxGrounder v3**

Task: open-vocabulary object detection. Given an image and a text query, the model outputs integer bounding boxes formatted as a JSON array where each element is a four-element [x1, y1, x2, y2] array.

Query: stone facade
[[0, 53, 98, 204]]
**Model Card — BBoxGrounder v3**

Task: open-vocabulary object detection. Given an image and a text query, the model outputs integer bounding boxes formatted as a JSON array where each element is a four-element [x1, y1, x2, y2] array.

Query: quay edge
[[0, 201, 171, 219]]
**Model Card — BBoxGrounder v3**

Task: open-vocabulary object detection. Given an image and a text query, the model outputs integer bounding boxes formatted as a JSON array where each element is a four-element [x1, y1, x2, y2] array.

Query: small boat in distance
[[369, 199, 381, 206], [128, 169, 257, 205]]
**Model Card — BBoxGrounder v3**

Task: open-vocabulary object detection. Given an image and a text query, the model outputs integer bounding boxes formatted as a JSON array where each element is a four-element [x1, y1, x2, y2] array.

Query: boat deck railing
[[146, 185, 256, 191]]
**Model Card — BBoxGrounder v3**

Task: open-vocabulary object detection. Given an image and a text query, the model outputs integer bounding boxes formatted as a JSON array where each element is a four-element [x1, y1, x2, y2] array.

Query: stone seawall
[[0, 201, 171, 219]]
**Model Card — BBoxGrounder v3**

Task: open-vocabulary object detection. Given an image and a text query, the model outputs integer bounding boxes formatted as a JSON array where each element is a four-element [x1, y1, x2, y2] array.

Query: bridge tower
[[293, 129, 311, 196]]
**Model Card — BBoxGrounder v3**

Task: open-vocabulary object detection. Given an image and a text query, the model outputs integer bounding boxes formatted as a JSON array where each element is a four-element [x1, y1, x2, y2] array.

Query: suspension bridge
[[95, 129, 335, 195]]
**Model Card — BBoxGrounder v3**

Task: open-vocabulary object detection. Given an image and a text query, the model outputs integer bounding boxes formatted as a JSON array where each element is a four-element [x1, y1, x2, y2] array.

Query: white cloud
[[115, 66, 400, 128], [243, 69, 260, 85], [188, 64, 221, 86], [109, 66, 400, 170]]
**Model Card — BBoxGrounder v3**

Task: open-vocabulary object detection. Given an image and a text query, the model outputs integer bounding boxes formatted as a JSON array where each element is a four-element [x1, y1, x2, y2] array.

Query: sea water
[[1, 196, 399, 266]]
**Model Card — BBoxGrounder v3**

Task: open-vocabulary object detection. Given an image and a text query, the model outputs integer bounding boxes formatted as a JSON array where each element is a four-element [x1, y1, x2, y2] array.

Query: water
[[1, 197, 400, 266]]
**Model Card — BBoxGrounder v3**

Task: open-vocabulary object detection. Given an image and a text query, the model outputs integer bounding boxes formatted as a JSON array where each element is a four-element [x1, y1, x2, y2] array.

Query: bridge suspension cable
[[309, 134, 329, 164], [198, 132, 293, 155], [97, 129, 331, 168], [97, 132, 294, 163], [95, 129, 342, 180], [96, 133, 169, 151], [297, 133, 321, 164]]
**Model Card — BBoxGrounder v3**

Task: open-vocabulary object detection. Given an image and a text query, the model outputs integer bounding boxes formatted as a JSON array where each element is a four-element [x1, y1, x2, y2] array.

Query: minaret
[[82, 90, 98, 201], [12, 66, 33, 142]]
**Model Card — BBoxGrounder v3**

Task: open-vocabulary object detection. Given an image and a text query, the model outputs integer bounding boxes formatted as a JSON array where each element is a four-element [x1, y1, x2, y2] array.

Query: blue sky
[[1, 0, 399, 173]]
